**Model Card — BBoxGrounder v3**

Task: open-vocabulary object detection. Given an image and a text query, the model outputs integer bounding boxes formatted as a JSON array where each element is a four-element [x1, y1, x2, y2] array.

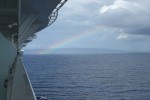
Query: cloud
[[59, 0, 150, 35], [98, 0, 150, 35], [117, 33, 128, 40], [59, 0, 115, 26], [25, 0, 150, 52], [56, 0, 150, 44], [116, 32, 150, 43], [100, 0, 127, 13]]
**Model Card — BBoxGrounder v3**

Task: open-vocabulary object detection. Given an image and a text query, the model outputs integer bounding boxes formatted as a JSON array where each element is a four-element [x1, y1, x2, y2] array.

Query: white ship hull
[[0, 0, 67, 99], [0, 32, 36, 100]]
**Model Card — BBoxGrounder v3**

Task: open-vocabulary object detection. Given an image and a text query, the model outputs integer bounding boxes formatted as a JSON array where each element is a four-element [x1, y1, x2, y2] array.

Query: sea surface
[[23, 53, 150, 100]]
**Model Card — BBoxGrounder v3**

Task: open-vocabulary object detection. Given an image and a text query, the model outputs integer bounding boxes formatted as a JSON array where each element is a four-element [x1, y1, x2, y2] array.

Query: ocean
[[23, 53, 150, 100]]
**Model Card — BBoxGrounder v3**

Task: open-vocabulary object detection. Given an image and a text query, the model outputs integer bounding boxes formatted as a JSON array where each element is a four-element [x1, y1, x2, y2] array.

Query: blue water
[[23, 53, 150, 100]]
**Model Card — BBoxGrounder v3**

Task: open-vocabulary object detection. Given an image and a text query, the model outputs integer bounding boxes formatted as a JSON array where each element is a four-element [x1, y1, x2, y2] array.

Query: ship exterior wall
[[0, 32, 17, 100]]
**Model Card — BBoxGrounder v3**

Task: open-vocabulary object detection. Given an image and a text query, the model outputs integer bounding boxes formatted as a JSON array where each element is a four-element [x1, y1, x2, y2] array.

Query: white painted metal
[[0, 0, 68, 100], [0, 33, 17, 100], [19, 21, 41, 45], [19, 14, 37, 37], [6, 56, 36, 100], [0, 32, 35, 100]]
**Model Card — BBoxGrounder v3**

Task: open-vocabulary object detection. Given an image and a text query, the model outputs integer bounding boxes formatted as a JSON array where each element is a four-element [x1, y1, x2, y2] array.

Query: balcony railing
[[48, 0, 68, 26]]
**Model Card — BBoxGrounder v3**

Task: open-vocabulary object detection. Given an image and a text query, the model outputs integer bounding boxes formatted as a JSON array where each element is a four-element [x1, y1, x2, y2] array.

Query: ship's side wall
[[6, 56, 36, 100], [0, 0, 67, 99], [0, 32, 17, 100]]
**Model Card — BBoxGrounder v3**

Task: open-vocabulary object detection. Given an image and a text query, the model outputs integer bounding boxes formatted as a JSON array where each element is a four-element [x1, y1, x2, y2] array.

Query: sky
[[25, 0, 150, 52]]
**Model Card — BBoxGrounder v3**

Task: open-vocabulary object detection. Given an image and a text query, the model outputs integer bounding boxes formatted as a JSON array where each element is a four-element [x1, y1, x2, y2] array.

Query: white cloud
[[98, 0, 150, 35], [117, 33, 128, 40], [100, 0, 127, 13], [60, 0, 150, 35]]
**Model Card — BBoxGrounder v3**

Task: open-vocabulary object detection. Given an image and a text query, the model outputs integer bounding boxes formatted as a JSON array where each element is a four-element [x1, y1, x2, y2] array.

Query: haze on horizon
[[25, 0, 150, 53]]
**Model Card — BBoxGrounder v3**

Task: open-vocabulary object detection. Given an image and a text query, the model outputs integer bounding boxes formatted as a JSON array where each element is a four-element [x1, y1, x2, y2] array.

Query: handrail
[[48, 0, 68, 26]]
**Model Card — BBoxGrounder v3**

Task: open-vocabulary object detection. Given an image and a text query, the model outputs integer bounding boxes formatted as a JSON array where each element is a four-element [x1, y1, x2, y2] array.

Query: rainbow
[[34, 26, 102, 54]]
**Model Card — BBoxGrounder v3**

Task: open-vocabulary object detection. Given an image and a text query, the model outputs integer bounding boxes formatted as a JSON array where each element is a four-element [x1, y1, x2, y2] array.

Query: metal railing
[[48, 0, 68, 26]]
